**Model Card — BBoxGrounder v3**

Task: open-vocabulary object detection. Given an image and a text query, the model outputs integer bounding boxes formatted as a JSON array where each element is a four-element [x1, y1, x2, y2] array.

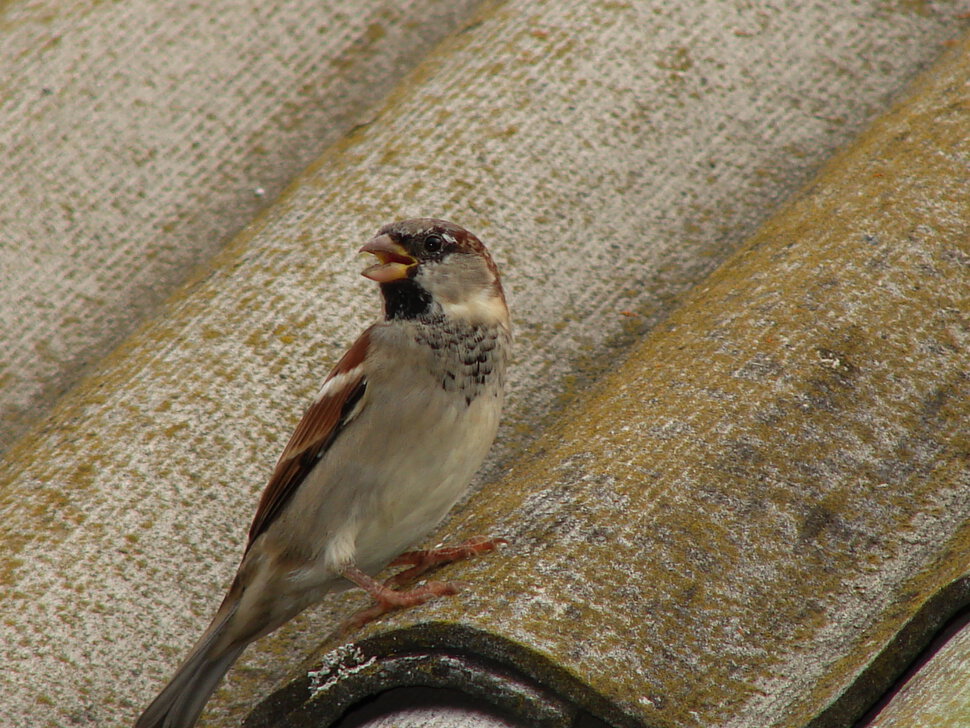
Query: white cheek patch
[[438, 287, 508, 324]]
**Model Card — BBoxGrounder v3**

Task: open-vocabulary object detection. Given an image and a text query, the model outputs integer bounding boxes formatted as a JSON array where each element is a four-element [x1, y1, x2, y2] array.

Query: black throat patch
[[381, 279, 434, 320]]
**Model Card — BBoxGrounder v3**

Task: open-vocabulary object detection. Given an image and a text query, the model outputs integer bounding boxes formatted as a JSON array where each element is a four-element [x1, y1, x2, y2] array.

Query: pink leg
[[385, 535, 508, 588], [339, 566, 462, 632], [336, 536, 508, 632]]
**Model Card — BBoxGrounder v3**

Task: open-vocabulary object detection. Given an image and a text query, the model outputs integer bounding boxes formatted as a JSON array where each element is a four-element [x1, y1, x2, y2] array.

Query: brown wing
[[245, 326, 373, 548]]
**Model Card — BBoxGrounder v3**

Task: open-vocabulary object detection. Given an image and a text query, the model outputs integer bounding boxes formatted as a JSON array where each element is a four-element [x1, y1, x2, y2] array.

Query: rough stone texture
[[0, 0, 485, 454], [868, 622, 970, 728], [0, 1, 967, 727], [321, 684, 526, 727], [281, 32, 970, 728], [354, 708, 519, 728]]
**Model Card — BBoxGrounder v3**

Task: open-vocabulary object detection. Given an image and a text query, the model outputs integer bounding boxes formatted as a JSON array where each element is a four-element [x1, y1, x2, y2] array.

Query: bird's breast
[[410, 317, 509, 403], [346, 318, 510, 570]]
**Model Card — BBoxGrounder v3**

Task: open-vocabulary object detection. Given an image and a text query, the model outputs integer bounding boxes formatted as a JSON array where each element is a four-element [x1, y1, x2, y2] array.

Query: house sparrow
[[135, 218, 511, 728]]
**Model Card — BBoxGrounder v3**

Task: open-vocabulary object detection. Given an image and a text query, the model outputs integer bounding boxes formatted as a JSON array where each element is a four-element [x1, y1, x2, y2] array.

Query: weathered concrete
[[868, 619, 970, 728], [0, 0, 966, 726], [0, 0, 486, 453], [272, 33, 970, 728]]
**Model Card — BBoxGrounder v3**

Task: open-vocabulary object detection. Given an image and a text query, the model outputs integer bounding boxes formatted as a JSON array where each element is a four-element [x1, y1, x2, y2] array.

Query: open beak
[[359, 234, 417, 283]]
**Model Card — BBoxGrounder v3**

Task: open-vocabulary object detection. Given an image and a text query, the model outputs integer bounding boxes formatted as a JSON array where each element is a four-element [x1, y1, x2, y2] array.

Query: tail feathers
[[135, 614, 247, 728]]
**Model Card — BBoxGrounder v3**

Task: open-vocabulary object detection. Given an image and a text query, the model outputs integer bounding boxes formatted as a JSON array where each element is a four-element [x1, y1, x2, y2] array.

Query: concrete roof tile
[[0, 1, 966, 726]]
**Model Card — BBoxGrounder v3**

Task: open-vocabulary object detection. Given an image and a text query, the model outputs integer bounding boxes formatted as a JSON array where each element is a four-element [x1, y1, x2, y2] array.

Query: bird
[[134, 218, 512, 728]]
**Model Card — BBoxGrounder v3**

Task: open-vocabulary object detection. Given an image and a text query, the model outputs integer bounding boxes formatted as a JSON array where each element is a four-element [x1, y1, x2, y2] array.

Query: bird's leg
[[336, 537, 507, 633], [338, 565, 463, 632], [384, 535, 508, 588]]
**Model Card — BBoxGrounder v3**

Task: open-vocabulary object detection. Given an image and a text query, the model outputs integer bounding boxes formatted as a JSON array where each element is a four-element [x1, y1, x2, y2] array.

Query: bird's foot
[[339, 566, 466, 632], [336, 537, 507, 633], [385, 535, 508, 587]]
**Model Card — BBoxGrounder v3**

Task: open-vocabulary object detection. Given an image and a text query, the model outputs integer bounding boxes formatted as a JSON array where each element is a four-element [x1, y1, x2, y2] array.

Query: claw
[[386, 535, 508, 587], [337, 569, 463, 634], [335, 536, 508, 635]]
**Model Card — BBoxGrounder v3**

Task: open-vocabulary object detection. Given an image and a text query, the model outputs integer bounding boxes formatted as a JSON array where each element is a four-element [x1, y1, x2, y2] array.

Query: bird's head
[[360, 218, 508, 327]]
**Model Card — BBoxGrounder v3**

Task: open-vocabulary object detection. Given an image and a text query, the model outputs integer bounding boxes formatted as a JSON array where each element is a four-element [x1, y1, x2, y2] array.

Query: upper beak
[[359, 234, 417, 283]]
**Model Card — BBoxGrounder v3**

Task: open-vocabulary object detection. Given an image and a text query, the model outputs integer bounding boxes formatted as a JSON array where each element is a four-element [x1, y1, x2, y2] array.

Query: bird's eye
[[424, 234, 444, 254]]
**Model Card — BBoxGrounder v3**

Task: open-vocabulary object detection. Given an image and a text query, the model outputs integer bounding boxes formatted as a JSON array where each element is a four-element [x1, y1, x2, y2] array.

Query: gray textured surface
[[287, 34, 970, 728], [357, 710, 518, 728], [0, 0, 967, 726], [0, 0, 484, 453], [869, 623, 970, 728]]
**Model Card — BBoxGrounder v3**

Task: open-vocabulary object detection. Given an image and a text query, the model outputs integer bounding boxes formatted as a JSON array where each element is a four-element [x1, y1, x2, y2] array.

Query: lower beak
[[359, 234, 417, 283]]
